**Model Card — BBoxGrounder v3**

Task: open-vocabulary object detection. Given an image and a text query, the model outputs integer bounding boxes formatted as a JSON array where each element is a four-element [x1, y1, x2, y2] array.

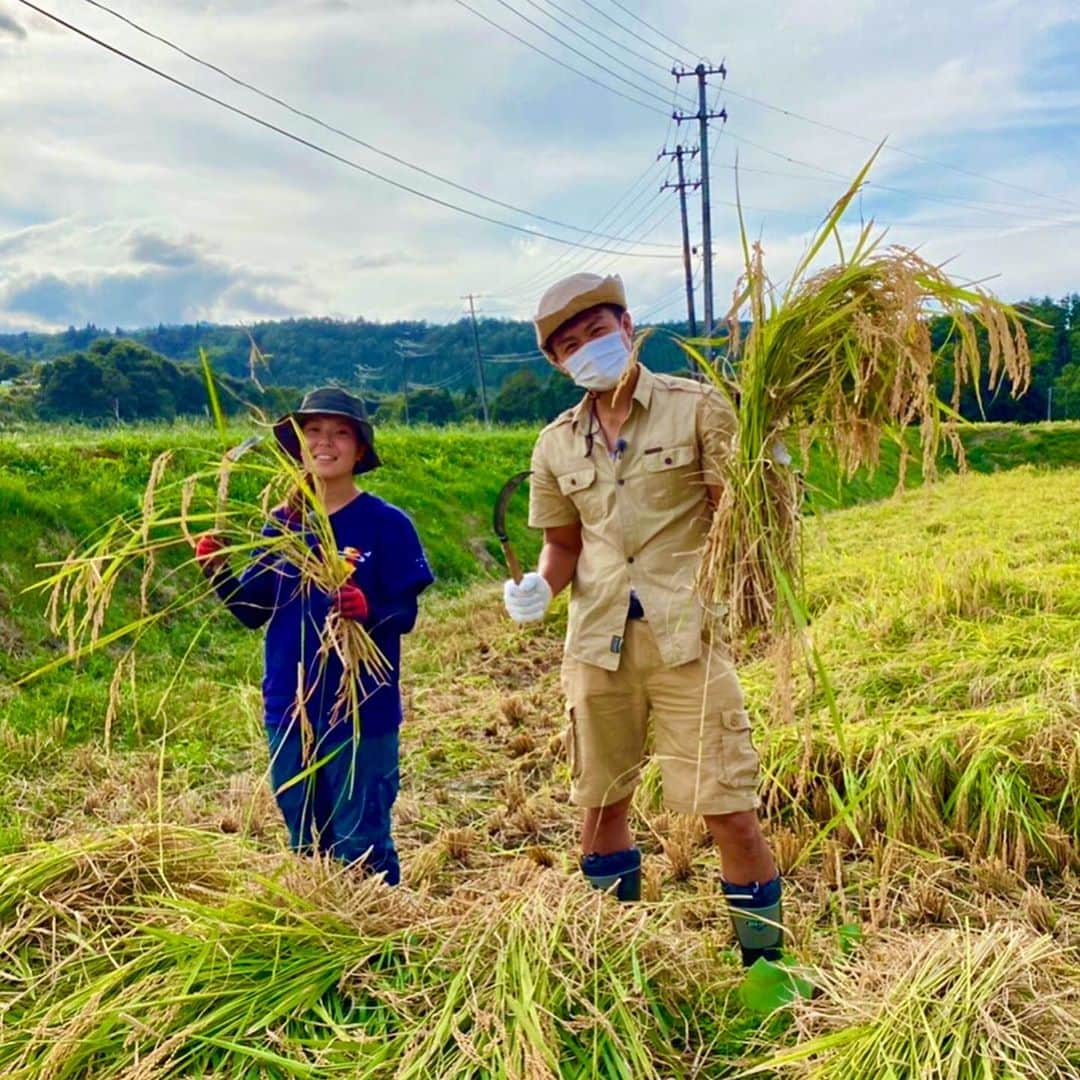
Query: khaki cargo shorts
[[560, 619, 761, 815]]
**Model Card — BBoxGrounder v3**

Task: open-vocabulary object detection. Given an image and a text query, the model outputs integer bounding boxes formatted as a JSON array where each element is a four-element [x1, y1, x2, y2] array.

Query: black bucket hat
[[273, 386, 380, 476]]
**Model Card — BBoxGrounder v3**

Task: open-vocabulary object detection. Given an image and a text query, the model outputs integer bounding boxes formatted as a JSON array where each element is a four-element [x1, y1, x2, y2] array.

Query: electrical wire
[[448, 0, 668, 117], [489, 157, 669, 299], [636, 264, 701, 324], [515, 0, 695, 115], [719, 128, 1079, 226], [15, 0, 685, 259], [479, 0, 674, 110], [720, 83, 1080, 212], [547, 0, 1078, 214], [600, 0, 702, 65], [77, 0, 679, 249], [488, 0, 673, 107], [508, 186, 676, 303], [527, 0, 675, 75], [577, 0, 696, 67]]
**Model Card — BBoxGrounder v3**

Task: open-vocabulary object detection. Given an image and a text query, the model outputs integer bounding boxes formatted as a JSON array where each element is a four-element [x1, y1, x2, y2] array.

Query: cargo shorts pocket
[[720, 708, 760, 790], [563, 706, 582, 783]]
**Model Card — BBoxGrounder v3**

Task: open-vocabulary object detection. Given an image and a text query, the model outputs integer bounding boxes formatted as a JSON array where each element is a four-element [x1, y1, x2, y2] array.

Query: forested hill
[[1, 293, 1079, 424], [0, 314, 695, 395]]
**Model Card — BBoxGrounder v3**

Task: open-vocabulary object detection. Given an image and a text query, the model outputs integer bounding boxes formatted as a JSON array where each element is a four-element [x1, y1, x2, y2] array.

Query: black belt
[[627, 594, 645, 620]]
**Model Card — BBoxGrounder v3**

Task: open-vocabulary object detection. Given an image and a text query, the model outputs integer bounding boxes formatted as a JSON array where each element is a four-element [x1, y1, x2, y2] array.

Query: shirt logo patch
[[342, 546, 373, 565]]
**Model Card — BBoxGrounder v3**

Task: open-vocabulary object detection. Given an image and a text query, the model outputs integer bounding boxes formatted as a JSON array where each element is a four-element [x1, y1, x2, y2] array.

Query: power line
[[713, 162, 1073, 216], [560, 0, 1078, 214], [489, 158, 669, 300], [718, 128, 1080, 226], [482, 352, 544, 363], [15, 0, 684, 260], [637, 265, 702, 324], [526, 0, 675, 75], [478, 0, 676, 110], [720, 83, 1080, 212], [449, 0, 668, 117], [507, 187, 676, 306], [585, 194, 678, 280], [578, 0, 696, 67], [76, 0, 678, 249], [717, 132, 1079, 227], [487, 191, 679, 317], [517, 0, 695, 115]]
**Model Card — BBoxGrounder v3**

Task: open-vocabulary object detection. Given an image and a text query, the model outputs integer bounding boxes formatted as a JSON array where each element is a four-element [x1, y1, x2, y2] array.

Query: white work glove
[[503, 572, 553, 624], [770, 438, 793, 467]]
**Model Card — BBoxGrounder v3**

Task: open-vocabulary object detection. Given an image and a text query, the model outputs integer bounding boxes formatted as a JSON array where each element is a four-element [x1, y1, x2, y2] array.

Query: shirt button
[[664, 456, 673, 464], [617, 478, 625, 486], [628, 556, 635, 564]]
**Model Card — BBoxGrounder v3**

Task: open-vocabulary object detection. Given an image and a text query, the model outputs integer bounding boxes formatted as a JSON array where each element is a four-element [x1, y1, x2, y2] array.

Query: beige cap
[[533, 273, 627, 357]]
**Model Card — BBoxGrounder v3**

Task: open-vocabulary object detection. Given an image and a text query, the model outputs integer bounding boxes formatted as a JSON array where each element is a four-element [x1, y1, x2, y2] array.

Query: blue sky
[[1, 0, 1077, 332]]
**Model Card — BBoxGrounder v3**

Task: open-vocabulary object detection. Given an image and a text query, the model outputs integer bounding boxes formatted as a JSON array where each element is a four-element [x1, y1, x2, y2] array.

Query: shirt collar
[[630, 363, 655, 409]]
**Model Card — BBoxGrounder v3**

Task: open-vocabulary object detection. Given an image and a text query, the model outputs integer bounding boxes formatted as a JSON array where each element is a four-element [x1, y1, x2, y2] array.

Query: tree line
[[1, 294, 1078, 425], [0, 336, 581, 426]]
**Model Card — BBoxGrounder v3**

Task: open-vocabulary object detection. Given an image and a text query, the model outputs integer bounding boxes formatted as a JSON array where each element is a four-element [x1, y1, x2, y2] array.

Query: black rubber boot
[[581, 847, 642, 901], [722, 875, 784, 966]]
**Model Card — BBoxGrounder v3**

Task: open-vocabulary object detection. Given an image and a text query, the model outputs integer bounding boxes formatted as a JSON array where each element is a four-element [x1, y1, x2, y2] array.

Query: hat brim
[[272, 410, 380, 476]]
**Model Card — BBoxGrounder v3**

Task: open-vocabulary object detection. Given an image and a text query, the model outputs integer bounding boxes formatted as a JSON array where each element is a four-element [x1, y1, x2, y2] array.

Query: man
[[503, 272, 784, 966]]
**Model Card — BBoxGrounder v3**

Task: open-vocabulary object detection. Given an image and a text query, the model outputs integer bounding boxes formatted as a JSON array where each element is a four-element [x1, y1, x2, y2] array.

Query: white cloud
[[0, 9, 25, 38], [0, 0, 1076, 331]]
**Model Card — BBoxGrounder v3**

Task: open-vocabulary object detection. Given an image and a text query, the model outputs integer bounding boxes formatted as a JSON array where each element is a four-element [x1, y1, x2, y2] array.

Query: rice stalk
[[177, 473, 198, 547], [0, 826, 740, 1078], [688, 148, 1032, 641], [759, 710, 1078, 871], [139, 450, 172, 617], [21, 428, 388, 744]]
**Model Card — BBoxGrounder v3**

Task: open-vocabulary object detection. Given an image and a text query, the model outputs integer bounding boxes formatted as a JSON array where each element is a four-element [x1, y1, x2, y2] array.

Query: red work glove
[[334, 582, 369, 621], [193, 533, 227, 574]]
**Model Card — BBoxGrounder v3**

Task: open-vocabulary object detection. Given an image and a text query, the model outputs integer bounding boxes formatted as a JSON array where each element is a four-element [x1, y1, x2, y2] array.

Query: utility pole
[[659, 144, 700, 354], [462, 293, 491, 426], [396, 341, 410, 425], [395, 335, 435, 426], [673, 62, 727, 361]]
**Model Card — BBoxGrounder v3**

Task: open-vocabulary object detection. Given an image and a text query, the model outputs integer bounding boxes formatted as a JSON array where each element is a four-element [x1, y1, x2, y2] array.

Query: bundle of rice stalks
[[0, 825, 742, 1078], [758, 711, 1079, 871], [688, 150, 1032, 640], [747, 923, 1080, 1078], [25, 424, 388, 749]]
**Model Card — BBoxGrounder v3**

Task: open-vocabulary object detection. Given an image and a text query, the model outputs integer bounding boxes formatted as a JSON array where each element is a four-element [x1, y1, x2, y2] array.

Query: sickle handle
[[500, 539, 524, 585]]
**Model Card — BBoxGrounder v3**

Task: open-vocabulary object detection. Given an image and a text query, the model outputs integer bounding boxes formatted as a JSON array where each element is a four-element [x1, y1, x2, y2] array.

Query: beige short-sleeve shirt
[[529, 365, 736, 671]]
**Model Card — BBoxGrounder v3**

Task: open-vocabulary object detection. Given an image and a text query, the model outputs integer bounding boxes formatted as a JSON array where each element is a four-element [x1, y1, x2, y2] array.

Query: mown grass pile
[[752, 923, 1080, 1078], [0, 824, 741, 1078]]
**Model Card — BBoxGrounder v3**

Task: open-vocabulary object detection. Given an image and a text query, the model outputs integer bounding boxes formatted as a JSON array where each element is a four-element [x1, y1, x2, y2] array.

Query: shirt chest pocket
[[641, 444, 699, 509], [556, 465, 603, 523]]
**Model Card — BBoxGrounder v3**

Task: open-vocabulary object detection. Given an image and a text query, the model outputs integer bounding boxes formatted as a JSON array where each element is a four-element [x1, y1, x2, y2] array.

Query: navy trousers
[[265, 721, 401, 885]]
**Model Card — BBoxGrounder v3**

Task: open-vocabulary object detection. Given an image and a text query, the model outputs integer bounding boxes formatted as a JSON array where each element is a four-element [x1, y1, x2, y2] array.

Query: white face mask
[[563, 330, 631, 391]]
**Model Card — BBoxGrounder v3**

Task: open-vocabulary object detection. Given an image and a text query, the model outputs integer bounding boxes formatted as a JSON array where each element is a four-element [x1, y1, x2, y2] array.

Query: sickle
[[493, 470, 531, 584]]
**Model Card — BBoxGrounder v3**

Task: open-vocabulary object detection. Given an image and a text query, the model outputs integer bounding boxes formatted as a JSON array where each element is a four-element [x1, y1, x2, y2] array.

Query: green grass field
[[0, 422, 1078, 1076]]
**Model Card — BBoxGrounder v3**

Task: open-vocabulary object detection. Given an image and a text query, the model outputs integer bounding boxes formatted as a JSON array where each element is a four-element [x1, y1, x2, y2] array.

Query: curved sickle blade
[[225, 434, 263, 462], [493, 470, 531, 584]]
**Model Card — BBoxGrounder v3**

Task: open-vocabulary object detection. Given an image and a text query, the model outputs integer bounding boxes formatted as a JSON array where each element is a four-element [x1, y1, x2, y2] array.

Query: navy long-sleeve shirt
[[210, 493, 434, 737]]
